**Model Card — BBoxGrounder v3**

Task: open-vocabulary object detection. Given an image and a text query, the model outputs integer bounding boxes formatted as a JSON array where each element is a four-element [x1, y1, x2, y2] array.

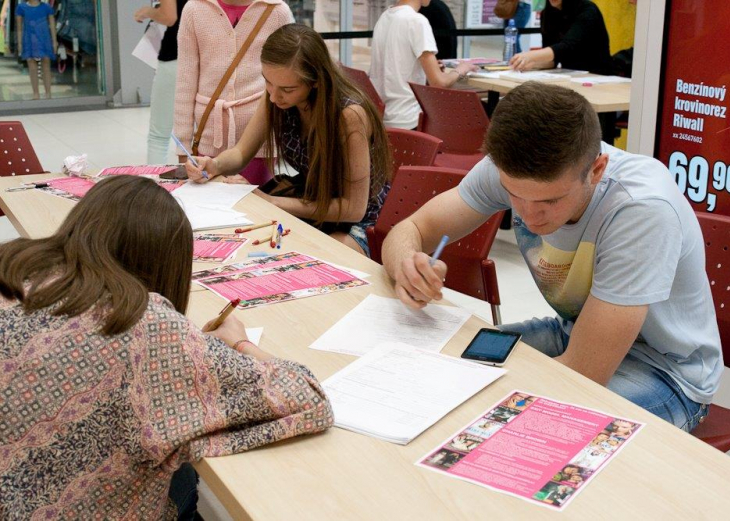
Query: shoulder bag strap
[[192, 3, 276, 155]]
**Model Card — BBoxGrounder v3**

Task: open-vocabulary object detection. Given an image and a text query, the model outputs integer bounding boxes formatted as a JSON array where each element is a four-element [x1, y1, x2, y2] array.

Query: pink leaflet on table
[[46, 177, 96, 198]]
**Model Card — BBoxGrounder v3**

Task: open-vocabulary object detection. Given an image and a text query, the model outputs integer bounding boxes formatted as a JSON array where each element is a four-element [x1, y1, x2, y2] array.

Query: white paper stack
[[323, 343, 507, 444], [173, 181, 257, 231]]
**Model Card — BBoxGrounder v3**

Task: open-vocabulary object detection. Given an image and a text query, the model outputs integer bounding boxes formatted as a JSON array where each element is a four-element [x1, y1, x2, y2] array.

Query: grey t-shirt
[[458, 143, 722, 403]]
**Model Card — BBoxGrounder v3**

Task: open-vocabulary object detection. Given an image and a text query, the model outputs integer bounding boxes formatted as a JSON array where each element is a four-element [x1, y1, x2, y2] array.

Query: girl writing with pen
[[184, 24, 392, 257], [0, 175, 333, 520]]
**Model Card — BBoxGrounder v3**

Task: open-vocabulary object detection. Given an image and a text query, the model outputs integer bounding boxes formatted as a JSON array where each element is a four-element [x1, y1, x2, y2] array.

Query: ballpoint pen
[[171, 133, 208, 179], [5, 182, 50, 192], [429, 235, 449, 266]]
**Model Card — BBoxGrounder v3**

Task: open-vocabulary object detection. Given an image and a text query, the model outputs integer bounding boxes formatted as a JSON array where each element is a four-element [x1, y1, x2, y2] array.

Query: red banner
[[655, 0, 730, 215]]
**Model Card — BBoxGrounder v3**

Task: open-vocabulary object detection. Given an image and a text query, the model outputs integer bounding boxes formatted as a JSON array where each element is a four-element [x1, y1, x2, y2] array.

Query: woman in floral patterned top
[[185, 24, 392, 258], [0, 175, 333, 520]]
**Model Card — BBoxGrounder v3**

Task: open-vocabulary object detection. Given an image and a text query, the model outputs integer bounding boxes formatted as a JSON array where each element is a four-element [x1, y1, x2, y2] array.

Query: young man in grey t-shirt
[[382, 82, 722, 431]]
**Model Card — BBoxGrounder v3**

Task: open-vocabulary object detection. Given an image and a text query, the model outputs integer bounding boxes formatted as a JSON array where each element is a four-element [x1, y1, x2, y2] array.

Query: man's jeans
[[500, 316, 709, 432]]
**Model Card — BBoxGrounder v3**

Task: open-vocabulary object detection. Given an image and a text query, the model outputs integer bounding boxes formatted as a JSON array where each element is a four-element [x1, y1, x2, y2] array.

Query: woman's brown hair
[[261, 23, 391, 224], [0, 175, 193, 335]]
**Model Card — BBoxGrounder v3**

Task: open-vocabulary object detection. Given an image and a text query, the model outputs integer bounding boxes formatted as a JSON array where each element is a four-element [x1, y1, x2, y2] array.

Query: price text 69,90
[[668, 151, 730, 212]]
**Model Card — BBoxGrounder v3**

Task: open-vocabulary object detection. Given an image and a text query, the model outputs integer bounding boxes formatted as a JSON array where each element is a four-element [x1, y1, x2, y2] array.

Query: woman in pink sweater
[[173, 0, 292, 185]]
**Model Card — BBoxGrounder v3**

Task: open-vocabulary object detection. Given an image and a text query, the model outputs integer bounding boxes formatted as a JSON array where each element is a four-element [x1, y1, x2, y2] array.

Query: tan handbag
[[494, 0, 519, 20], [192, 4, 276, 156]]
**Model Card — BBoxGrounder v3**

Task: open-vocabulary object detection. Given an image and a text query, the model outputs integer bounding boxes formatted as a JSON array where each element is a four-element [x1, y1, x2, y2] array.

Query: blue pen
[[429, 235, 449, 266], [171, 133, 208, 179]]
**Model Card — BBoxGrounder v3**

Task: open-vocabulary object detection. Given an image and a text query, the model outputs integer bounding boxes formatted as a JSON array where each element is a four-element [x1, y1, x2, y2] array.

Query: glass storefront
[[0, 0, 105, 103], [0, 0, 537, 112]]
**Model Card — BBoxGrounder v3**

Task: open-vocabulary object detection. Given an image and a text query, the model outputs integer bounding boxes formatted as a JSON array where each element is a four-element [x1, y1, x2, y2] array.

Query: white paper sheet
[[569, 75, 632, 84], [173, 181, 257, 210], [245, 327, 263, 345], [469, 71, 502, 79], [184, 204, 253, 231], [323, 342, 506, 444], [328, 263, 371, 279], [310, 294, 471, 357], [132, 22, 166, 70]]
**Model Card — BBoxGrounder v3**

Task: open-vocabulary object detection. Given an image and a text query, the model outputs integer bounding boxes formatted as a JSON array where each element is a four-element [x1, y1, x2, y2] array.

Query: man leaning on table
[[382, 82, 723, 432]]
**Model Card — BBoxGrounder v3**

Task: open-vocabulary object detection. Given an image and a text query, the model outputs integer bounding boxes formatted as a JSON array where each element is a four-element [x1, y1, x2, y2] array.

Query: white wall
[[113, 1, 156, 105]]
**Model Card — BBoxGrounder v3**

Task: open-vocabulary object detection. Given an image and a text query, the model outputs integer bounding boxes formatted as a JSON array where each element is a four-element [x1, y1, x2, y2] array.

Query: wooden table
[[468, 75, 631, 113], [3, 174, 730, 520]]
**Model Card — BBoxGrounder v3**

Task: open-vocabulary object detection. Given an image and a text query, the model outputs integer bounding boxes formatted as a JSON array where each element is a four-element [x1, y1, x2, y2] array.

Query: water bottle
[[503, 19, 518, 62]]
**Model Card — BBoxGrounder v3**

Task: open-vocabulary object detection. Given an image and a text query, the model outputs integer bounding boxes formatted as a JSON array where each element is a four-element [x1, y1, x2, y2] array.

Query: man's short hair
[[484, 82, 602, 181]]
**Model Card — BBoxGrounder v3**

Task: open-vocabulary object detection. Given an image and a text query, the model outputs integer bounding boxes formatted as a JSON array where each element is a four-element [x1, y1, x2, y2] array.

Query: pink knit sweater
[[173, 0, 293, 158]]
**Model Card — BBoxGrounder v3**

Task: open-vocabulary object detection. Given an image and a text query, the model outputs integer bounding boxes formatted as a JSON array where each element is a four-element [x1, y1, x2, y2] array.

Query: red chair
[[691, 212, 730, 452], [386, 128, 442, 179], [409, 82, 489, 171], [0, 121, 44, 177], [340, 65, 386, 117], [367, 166, 504, 324], [0, 121, 45, 217]]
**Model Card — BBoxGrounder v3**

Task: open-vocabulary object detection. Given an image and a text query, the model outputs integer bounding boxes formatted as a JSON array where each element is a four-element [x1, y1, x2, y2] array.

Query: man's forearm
[[382, 219, 424, 280]]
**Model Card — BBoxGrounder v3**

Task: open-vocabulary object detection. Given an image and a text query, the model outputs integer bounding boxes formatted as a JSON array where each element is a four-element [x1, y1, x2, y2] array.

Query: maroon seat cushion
[[691, 404, 730, 453]]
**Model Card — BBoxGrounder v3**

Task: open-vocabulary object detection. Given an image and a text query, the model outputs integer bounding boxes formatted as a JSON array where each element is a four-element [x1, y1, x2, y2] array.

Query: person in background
[[174, 0, 293, 185], [0, 175, 333, 520], [419, 0, 456, 59], [369, 0, 477, 130], [15, 0, 57, 99], [381, 82, 721, 432], [509, 0, 615, 142], [135, 0, 188, 165], [509, 0, 611, 74], [185, 24, 392, 258]]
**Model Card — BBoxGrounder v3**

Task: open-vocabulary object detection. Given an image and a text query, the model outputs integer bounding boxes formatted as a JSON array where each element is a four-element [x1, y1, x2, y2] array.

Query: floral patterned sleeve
[[127, 307, 334, 468]]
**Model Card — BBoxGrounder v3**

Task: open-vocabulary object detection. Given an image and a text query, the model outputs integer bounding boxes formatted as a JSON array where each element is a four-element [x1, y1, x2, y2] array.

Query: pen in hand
[[171, 133, 209, 180], [429, 235, 450, 267], [202, 298, 241, 333]]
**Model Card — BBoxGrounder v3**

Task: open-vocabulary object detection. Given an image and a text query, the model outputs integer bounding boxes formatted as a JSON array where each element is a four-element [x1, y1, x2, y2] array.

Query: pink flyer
[[156, 179, 185, 192], [193, 233, 248, 263], [97, 165, 178, 176], [417, 390, 644, 511], [39, 177, 97, 202], [193, 251, 368, 308], [97, 165, 185, 192]]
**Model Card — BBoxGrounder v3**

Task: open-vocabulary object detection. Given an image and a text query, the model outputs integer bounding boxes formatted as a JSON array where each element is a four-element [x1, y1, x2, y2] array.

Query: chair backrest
[[340, 65, 386, 117], [367, 166, 504, 303], [696, 211, 730, 365], [0, 121, 44, 177], [386, 128, 442, 179], [409, 82, 489, 155]]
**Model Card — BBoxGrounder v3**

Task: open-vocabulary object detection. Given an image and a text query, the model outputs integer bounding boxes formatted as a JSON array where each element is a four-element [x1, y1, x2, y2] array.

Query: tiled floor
[[1, 107, 728, 518]]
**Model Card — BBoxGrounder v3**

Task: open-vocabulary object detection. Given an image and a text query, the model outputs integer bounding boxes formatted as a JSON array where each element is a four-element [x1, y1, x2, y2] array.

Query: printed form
[[322, 343, 506, 444]]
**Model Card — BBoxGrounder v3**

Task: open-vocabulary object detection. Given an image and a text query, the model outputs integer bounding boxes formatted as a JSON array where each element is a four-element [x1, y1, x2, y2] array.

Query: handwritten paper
[[310, 295, 471, 357]]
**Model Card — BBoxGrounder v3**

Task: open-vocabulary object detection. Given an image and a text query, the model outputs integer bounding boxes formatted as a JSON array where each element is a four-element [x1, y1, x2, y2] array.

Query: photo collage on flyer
[[417, 390, 644, 511], [192, 233, 249, 263]]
